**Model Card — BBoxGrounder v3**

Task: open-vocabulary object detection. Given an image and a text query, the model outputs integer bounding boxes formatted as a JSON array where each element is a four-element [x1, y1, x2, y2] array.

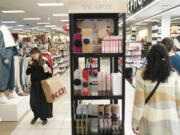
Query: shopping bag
[[41, 74, 66, 103]]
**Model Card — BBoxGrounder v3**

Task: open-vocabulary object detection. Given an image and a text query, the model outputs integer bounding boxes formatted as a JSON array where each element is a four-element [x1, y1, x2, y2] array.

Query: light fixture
[[53, 14, 68, 17], [1, 21, 17, 23], [17, 25, 24, 27], [23, 18, 40, 20], [1, 10, 25, 13], [61, 20, 69, 22], [127, 0, 161, 22], [44, 25, 57, 28], [13, 29, 23, 31], [37, 22, 50, 25], [38, 3, 64, 7], [31, 27, 39, 29]]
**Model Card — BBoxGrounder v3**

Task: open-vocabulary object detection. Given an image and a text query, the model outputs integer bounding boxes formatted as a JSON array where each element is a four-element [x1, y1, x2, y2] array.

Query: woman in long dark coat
[[26, 48, 53, 125]]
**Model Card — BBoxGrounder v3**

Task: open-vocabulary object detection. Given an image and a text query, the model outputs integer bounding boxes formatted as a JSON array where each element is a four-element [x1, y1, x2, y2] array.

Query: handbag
[[145, 81, 160, 104], [41, 74, 66, 103]]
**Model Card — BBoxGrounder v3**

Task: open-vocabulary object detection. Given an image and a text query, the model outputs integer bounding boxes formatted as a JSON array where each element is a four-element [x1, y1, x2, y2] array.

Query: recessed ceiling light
[[1, 10, 25, 13], [1, 21, 17, 23], [44, 25, 57, 28], [61, 20, 69, 22], [23, 18, 40, 20], [17, 25, 24, 27], [53, 14, 68, 17], [38, 3, 64, 7], [37, 22, 50, 25], [13, 29, 23, 31]]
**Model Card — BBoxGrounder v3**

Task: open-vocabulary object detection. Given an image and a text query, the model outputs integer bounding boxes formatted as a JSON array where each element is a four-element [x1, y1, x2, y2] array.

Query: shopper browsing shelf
[[26, 48, 53, 125], [162, 37, 180, 74], [132, 44, 180, 135]]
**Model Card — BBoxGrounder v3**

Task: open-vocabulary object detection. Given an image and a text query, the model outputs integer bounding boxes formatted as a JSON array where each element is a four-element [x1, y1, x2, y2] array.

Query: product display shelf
[[74, 95, 123, 100], [72, 53, 123, 58], [70, 13, 126, 135]]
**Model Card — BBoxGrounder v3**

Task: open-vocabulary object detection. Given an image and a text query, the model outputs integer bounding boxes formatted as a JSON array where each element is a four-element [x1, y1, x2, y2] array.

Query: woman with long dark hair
[[132, 44, 180, 135], [26, 48, 53, 125]]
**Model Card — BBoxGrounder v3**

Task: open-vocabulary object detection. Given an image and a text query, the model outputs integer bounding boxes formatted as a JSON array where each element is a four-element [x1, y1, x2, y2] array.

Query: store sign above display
[[68, 0, 127, 13], [128, 0, 154, 14]]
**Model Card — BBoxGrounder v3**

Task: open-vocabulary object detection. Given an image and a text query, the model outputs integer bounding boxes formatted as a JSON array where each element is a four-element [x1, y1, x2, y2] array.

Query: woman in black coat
[[26, 48, 53, 125]]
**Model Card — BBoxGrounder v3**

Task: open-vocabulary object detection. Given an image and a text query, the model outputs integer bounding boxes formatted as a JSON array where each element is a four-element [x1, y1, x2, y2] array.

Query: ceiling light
[[7, 26, 13, 29], [17, 25, 24, 27], [1, 21, 17, 23], [23, 18, 40, 20], [53, 14, 68, 17], [127, 0, 160, 22], [61, 20, 69, 22], [1, 10, 25, 13], [13, 29, 23, 31], [44, 25, 57, 28], [37, 22, 50, 25], [38, 3, 64, 7]]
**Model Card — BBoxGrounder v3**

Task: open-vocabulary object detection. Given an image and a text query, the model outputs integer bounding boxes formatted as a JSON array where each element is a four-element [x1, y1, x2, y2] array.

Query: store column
[[161, 15, 171, 39]]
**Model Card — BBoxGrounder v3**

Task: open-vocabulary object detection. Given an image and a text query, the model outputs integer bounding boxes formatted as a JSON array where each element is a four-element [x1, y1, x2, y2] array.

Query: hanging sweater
[[132, 69, 180, 135]]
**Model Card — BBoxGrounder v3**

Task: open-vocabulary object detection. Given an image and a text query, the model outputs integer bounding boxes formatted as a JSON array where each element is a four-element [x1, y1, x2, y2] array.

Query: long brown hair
[[30, 47, 44, 67]]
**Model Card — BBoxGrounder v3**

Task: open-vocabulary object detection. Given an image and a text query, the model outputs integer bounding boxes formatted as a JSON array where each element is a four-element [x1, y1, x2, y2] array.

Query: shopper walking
[[132, 44, 180, 135], [162, 37, 180, 74], [26, 48, 53, 125]]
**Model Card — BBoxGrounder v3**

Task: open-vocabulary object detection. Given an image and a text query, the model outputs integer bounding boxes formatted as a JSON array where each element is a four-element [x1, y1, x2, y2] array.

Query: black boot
[[42, 119, 48, 125], [31, 117, 38, 124]]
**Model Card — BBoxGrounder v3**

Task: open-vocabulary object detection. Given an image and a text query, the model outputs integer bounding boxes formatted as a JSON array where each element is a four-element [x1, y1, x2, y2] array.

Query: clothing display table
[[0, 96, 30, 121]]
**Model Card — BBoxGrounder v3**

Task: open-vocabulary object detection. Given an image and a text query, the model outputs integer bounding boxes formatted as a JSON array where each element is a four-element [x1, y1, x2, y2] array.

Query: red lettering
[[51, 87, 66, 101]]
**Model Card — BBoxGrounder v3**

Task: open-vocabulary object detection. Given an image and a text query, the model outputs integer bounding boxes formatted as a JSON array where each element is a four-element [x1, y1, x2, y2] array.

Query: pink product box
[[73, 33, 82, 53]]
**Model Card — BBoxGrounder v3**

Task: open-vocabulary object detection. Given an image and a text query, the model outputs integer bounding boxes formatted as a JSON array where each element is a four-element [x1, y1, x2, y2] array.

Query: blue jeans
[[0, 47, 15, 92]]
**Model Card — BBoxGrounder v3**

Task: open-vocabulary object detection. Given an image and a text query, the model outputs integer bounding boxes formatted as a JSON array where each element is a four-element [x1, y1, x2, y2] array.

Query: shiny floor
[[0, 59, 135, 135]]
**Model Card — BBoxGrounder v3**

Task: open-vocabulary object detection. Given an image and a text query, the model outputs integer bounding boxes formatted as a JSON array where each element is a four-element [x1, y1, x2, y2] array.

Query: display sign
[[128, 0, 154, 14], [68, 0, 127, 13]]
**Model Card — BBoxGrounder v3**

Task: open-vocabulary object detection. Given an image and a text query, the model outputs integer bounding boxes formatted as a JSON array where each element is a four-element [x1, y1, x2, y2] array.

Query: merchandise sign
[[128, 0, 154, 14], [68, 0, 127, 13]]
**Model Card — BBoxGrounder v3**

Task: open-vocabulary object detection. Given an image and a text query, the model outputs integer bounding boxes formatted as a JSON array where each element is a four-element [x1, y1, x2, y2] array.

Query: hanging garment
[[14, 56, 23, 93], [21, 57, 26, 87], [0, 47, 15, 92], [26, 61, 53, 119], [43, 54, 53, 73]]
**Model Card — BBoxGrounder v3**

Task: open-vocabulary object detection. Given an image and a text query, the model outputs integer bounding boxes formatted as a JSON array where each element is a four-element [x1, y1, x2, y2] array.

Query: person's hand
[[45, 67, 52, 73], [4, 59, 9, 64], [28, 57, 33, 65], [132, 127, 140, 135]]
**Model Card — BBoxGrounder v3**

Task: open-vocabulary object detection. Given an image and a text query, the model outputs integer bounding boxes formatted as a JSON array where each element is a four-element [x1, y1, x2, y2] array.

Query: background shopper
[[132, 44, 180, 135], [162, 37, 180, 74], [26, 48, 53, 125]]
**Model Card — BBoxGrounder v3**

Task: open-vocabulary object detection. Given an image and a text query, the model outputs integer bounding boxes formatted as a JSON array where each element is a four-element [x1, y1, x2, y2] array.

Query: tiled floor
[[1, 58, 135, 135]]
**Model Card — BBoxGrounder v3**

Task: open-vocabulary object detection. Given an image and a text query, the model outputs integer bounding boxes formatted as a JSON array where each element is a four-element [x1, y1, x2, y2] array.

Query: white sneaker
[[8, 90, 19, 99], [0, 95, 10, 104]]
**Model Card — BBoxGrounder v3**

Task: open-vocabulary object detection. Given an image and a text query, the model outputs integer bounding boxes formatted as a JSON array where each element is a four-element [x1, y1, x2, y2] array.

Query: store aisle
[[11, 68, 72, 135]]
